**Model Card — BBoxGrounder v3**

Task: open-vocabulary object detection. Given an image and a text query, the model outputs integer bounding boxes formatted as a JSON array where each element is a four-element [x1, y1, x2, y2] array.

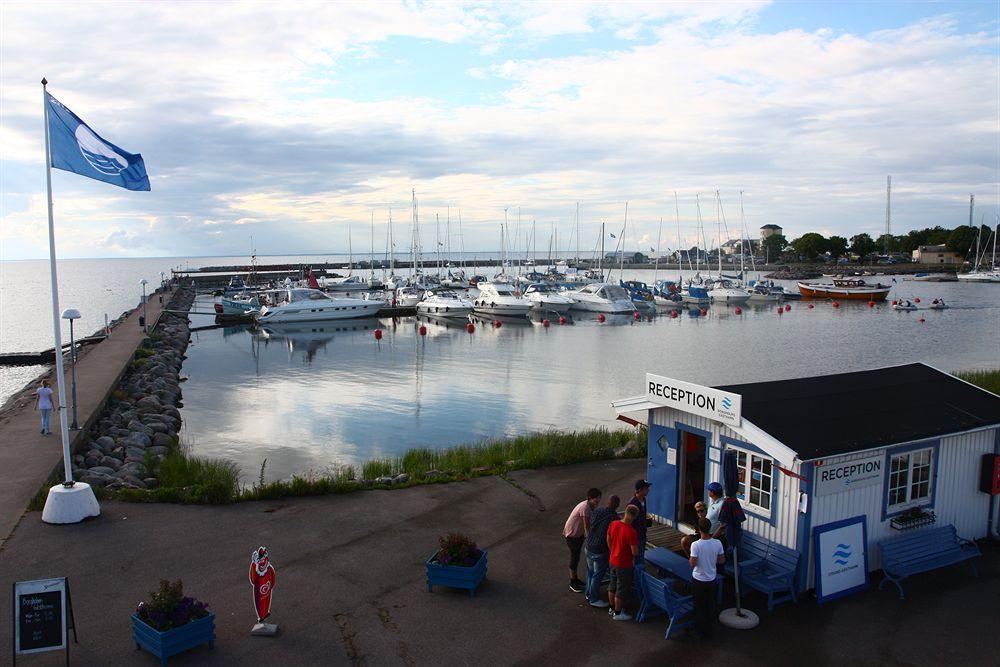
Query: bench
[[725, 532, 800, 612], [877, 524, 981, 600], [636, 569, 694, 639]]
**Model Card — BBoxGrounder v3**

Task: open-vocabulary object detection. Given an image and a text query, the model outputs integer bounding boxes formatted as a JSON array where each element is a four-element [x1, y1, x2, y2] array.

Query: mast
[[347, 220, 353, 277], [575, 202, 580, 267], [695, 194, 705, 274], [884, 175, 892, 256], [654, 216, 663, 284], [370, 210, 375, 281], [674, 191, 688, 272], [619, 202, 628, 282], [435, 213, 441, 278], [387, 208, 394, 277], [446, 206, 451, 275], [599, 222, 605, 278]]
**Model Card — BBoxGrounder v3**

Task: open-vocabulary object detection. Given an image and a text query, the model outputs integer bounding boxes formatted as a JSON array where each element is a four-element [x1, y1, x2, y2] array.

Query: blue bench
[[636, 569, 694, 639], [877, 525, 981, 600], [726, 533, 800, 612]]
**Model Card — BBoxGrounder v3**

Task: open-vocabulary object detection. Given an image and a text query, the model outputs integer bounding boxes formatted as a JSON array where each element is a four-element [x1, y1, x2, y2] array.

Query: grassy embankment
[[955, 369, 1000, 396], [108, 427, 642, 505]]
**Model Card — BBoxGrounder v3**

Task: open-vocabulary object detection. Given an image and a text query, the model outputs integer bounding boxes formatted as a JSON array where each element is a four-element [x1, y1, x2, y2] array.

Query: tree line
[[761, 223, 993, 261]]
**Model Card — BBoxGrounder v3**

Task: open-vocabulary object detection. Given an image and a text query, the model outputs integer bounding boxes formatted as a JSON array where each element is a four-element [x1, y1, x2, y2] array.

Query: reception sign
[[814, 453, 883, 496], [813, 515, 869, 603]]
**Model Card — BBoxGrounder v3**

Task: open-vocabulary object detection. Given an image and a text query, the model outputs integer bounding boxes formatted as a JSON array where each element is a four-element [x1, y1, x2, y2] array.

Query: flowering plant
[[436, 532, 483, 567], [136, 579, 210, 631]]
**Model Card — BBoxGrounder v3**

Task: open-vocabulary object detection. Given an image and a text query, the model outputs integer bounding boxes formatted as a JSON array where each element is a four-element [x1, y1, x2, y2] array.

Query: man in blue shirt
[[705, 481, 728, 550], [584, 495, 620, 607]]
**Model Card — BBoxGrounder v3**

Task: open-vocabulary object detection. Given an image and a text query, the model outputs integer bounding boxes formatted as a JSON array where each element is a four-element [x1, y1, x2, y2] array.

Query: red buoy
[[374, 329, 383, 340], [542, 319, 550, 328], [558, 316, 567, 325], [914, 297, 921, 303], [633, 311, 641, 321], [493, 319, 501, 328], [785, 304, 791, 312], [808, 303, 814, 309], [670, 310, 678, 318], [891, 300, 897, 306], [868, 301, 875, 308], [466, 322, 475, 334], [734, 307, 742, 315], [832, 301, 840, 308], [919, 317, 926, 323], [419, 325, 427, 336], [345, 292, 350, 298], [598, 313, 606, 323], [700, 308, 707, 316], [778, 307, 783, 315]]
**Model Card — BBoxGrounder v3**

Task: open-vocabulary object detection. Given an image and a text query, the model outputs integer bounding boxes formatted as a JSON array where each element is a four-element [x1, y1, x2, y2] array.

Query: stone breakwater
[[72, 288, 195, 491]]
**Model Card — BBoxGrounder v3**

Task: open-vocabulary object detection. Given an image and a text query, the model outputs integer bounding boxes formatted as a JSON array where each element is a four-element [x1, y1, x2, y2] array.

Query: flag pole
[[40, 78, 100, 523]]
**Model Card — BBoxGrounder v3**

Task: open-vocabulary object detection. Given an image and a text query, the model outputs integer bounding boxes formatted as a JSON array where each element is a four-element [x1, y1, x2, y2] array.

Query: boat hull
[[416, 303, 473, 318], [709, 289, 750, 304], [797, 283, 890, 301], [257, 301, 385, 323], [473, 304, 531, 316]]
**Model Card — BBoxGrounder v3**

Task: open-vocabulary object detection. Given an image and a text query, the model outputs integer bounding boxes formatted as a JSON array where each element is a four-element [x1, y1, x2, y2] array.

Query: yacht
[[524, 283, 574, 314], [255, 288, 385, 323], [708, 278, 751, 304], [394, 286, 424, 308], [322, 275, 370, 292], [441, 270, 470, 289], [416, 290, 474, 318], [568, 283, 635, 313], [473, 282, 531, 317]]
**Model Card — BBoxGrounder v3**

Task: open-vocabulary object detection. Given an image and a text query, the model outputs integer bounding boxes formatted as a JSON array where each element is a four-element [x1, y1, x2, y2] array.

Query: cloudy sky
[[1, 1, 997, 260]]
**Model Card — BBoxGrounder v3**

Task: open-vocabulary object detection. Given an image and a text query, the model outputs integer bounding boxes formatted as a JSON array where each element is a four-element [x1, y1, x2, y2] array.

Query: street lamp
[[61, 308, 81, 430], [139, 278, 149, 332]]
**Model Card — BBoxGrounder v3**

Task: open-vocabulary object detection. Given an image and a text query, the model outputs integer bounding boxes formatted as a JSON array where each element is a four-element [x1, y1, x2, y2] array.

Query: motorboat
[[621, 280, 656, 309], [798, 277, 891, 301], [568, 283, 635, 313], [928, 298, 949, 310], [652, 280, 682, 309], [524, 283, 574, 314], [473, 282, 531, 317], [708, 279, 751, 304], [416, 290, 474, 318], [681, 284, 710, 305], [441, 270, 470, 289], [255, 288, 385, 323], [893, 299, 918, 311], [393, 286, 424, 308], [223, 276, 257, 296], [911, 273, 958, 282], [563, 268, 604, 285], [219, 293, 262, 315], [322, 275, 370, 292], [746, 281, 781, 303]]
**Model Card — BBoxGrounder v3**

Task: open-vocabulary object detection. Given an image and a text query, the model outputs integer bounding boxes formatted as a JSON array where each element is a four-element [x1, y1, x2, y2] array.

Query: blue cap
[[706, 481, 724, 494]]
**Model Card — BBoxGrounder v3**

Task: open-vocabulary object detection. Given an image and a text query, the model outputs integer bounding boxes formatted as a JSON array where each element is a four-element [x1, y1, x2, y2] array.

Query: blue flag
[[46, 92, 150, 191]]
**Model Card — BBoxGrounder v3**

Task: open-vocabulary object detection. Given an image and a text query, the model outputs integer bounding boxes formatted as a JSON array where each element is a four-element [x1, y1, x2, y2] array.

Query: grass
[[109, 426, 644, 505], [955, 369, 1000, 395]]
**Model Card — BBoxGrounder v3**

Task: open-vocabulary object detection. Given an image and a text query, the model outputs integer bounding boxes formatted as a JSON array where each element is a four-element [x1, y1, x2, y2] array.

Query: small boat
[[255, 288, 385, 323], [219, 293, 261, 315], [708, 279, 751, 304], [928, 299, 949, 310], [441, 270, 470, 289], [223, 276, 257, 296], [322, 275, 370, 292], [416, 290, 474, 318], [652, 280, 682, 309], [957, 270, 1000, 283], [393, 286, 423, 308], [798, 277, 891, 301], [911, 273, 958, 282], [746, 281, 781, 303], [893, 299, 918, 311], [568, 283, 635, 313], [524, 283, 574, 314], [621, 280, 656, 309], [473, 282, 531, 317]]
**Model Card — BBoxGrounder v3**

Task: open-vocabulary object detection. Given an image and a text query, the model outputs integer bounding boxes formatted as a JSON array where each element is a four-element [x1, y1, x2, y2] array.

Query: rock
[[73, 454, 85, 467], [148, 445, 170, 457], [423, 469, 444, 479], [127, 419, 153, 436], [81, 473, 113, 487], [87, 465, 117, 476], [392, 473, 410, 484], [152, 433, 174, 448], [99, 456, 122, 471], [125, 446, 147, 459], [95, 436, 115, 451], [471, 466, 491, 474], [123, 475, 147, 489], [117, 463, 145, 478], [375, 476, 394, 485], [136, 395, 161, 409], [142, 478, 159, 489], [146, 421, 170, 434], [127, 432, 152, 448], [85, 455, 102, 468]]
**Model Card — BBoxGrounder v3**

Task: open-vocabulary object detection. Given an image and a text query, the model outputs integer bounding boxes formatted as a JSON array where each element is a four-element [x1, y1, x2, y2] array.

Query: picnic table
[[644, 547, 723, 602]]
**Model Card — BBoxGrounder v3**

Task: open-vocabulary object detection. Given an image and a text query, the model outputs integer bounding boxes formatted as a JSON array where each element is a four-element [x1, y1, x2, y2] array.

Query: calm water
[[175, 272, 1000, 481]]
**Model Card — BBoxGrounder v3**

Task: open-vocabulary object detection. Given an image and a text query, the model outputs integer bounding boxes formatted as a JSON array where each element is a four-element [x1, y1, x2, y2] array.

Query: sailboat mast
[[347, 220, 353, 277], [575, 202, 580, 267], [599, 222, 605, 277], [654, 216, 662, 284], [970, 194, 979, 271], [370, 211, 375, 280], [674, 191, 687, 272], [436, 213, 441, 278], [884, 175, 892, 257], [620, 202, 628, 282]]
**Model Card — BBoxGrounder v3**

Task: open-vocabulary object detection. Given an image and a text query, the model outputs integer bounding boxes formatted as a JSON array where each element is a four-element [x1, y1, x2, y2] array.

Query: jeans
[[691, 579, 716, 637], [585, 551, 609, 603], [39, 408, 52, 433]]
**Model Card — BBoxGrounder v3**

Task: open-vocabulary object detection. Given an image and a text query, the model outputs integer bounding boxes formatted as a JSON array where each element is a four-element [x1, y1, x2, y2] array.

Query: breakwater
[[70, 288, 194, 490]]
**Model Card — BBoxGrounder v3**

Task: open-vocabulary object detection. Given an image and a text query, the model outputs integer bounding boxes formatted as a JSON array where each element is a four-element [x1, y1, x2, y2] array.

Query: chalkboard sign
[[13, 577, 76, 662]]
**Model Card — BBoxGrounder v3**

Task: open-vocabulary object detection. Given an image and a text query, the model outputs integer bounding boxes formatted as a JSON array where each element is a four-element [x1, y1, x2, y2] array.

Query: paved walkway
[[0, 291, 165, 547]]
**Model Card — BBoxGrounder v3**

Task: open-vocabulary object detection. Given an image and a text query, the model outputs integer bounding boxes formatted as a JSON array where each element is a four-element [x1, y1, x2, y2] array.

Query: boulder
[[375, 476, 394, 485], [122, 476, 147, 489], [81, 473, 113, 488], [87, 466, 118, 476], [392, 473, 410, 484], [152, 433, 174, 448], [127, 419, 153, 436], [84, 455, 102, 469], [94, 436, 115, 451], [145, 421, 170, 434], [99, 456, 122, 471], [148, 446, 170, 457], [127, 432, 152, 448], [136, 395, 161, 410]]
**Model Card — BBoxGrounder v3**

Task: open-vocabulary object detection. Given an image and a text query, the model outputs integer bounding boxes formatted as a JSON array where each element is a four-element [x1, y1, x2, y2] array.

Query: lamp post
[[139, 278, 148, 332], [61, 308, 81, 430]]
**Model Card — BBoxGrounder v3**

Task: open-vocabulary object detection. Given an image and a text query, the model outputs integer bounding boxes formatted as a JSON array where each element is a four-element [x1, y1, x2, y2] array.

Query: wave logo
[[721, 397, 732, 410], [832, 543, 852, 566], [75, 124, 129, 175]]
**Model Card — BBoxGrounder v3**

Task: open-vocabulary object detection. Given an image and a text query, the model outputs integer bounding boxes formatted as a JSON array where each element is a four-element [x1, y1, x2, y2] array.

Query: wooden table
[[644, 547, 723, 601]]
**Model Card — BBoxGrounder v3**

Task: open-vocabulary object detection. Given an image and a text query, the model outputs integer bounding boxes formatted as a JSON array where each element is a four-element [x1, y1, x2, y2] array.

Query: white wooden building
[[613, 363, 1000, 593]]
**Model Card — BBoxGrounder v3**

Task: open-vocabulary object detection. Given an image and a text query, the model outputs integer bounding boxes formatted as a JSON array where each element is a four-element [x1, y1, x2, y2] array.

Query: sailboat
[[707, 191, 750, 304], [958, 198, 999, 282]]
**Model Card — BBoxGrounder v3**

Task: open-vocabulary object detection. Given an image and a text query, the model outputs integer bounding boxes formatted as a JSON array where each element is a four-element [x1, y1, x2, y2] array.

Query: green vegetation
[[955, 369, 1000, 395], [111, 427, 644, 505]]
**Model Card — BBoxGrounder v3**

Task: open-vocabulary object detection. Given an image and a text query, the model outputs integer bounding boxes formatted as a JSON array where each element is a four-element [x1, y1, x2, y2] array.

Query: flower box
[[426, 549, 488, 597], [131, 612, 215, 666], [890, 509, 936, 532]]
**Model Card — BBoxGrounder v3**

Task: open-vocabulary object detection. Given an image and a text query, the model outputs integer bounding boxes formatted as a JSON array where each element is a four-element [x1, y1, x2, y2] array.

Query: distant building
[[604, 251, 650, 265], [912, 245, 962, 265], [759, 224, 783, 242], [720, 239, 757, 256]]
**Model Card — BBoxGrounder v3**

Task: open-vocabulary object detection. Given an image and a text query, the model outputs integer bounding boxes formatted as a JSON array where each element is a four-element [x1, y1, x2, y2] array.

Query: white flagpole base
[[719, 607, 759, 629], [41, 482, 101, 524]]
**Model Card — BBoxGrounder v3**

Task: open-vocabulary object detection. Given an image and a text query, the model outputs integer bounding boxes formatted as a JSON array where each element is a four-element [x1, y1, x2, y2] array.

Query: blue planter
[[426, 549, 488, 597], [131, 612, 215, 666]]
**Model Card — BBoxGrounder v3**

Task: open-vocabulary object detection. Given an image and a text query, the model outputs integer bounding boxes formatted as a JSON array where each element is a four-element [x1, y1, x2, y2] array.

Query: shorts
[[566, 536, 584, 571], [608, 565, 633, 598]]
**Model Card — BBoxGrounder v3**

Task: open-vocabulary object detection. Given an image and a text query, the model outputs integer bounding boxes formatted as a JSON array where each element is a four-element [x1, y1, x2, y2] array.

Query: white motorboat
[[928, 298, 949, 310], [524, 283, 574, 314], [473, 282, 531, 317], [708, 279, 751, 304], [219, 293, 261, 315], [441, 269, 470, 289], [746, 282, 781, 303], [568, 283, 635, 313], [322, 275, 370, 292], [394, 286, 423, 308], [255, 288, 385, 323], [893, 299, 918, 311], [416, 290, 474, 318], [957, 270, 1000, 283]]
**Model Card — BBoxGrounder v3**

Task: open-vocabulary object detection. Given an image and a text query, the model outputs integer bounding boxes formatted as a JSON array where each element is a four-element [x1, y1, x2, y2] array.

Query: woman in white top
[[34, 380, 54, 435]]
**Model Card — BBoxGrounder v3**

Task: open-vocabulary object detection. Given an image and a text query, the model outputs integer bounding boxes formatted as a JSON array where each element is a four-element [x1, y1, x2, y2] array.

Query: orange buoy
[[542, 319, 550, 328], [466, 323, 475, 334], [374, 329, 382, 340], [918, 317, 926, 323], [734, 307, 742, 315], [558, 316, 567, 325], [778, 307, 783, 315], [598, 313, 606, 322], [419, 325, 427, 336]]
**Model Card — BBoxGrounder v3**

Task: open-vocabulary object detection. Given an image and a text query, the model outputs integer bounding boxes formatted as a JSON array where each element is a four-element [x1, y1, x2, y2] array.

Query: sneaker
[[569, 580, 584, 593], [612, 612, 632, 621], [608, 607, 616, 617], [589, 600, 610, 608]]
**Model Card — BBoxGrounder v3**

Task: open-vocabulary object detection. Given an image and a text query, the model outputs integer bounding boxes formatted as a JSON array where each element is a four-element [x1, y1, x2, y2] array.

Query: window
[[730, 446, 774, 514], [887, 448, 933, 510]]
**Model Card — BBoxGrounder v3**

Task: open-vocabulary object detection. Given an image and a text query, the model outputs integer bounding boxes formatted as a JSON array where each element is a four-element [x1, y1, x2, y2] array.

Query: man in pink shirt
[[563, 487, 602, 593]]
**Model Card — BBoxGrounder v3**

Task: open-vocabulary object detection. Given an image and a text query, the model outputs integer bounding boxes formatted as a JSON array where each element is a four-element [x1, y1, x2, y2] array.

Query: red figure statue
[[249, 546, 275, 623]]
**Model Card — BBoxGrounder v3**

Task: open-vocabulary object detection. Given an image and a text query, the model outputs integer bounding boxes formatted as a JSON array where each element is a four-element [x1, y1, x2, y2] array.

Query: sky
[[1, 1, 998, 260]]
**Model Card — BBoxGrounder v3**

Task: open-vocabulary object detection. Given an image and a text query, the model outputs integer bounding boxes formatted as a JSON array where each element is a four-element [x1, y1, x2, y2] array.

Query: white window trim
[[887, 447, 935, 512], [727, 444, 774, 519]]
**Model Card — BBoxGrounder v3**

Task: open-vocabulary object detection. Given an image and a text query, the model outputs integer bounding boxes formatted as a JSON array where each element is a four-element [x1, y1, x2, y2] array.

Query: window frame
[[881, 440, 940, 520], [724, 441, 775, 521]]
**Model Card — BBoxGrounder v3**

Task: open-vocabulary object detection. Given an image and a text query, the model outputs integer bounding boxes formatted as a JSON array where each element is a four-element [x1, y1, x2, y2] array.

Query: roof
[[759, 224, 782, 230], [916, 245, 958, 253], [715, 363, 1000, 460]]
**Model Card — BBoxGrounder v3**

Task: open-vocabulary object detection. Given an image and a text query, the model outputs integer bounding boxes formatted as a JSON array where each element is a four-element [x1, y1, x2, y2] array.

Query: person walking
[[585, 494, 620, 608], [606, 504, 640, 621], [34, 379, 54, 435], [627, 480, 651, 565], [688, 516, 725, 638], [563, 487, 601, 593]]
